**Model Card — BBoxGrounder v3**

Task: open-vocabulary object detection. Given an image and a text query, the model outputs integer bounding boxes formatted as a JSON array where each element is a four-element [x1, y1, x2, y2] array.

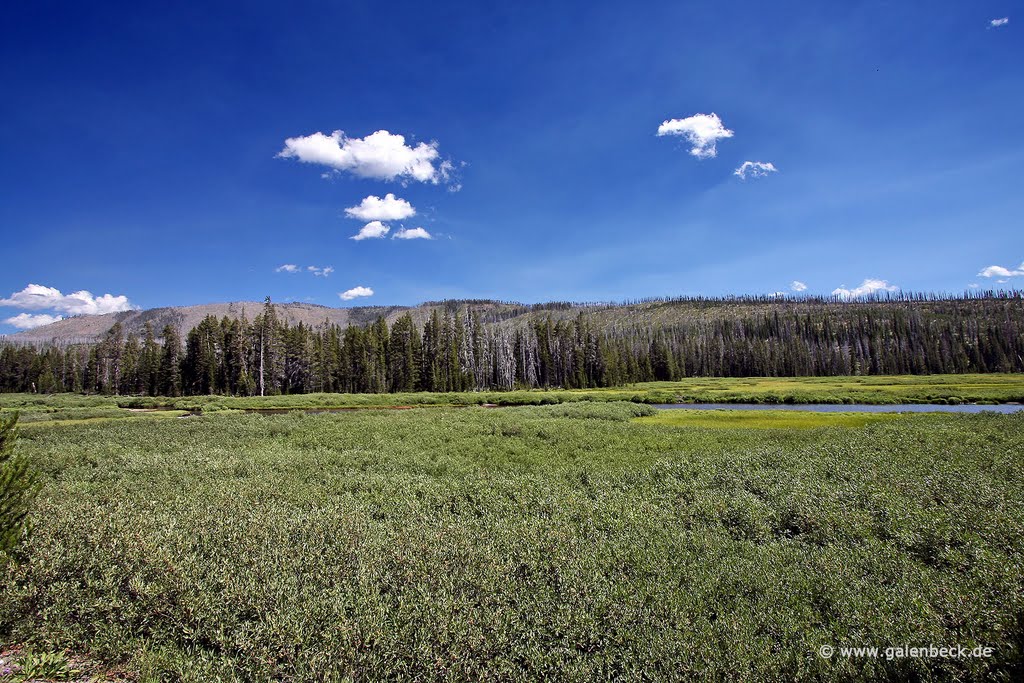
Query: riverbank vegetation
[[0, 374, 1022, 428]]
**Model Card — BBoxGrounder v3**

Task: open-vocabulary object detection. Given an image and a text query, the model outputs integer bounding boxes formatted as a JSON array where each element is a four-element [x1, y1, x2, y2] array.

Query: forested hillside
[[1, 293, 1022, 395]]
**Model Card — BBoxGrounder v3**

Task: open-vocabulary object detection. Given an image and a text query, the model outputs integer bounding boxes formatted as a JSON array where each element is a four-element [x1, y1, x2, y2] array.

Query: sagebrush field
[[2, 400, 1023, 681]]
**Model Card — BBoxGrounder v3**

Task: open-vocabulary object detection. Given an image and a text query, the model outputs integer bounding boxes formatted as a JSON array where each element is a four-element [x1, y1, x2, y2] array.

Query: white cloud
[[393, 227, 432, 240], [339, 286, 374, 301], [308, 266, 334, 277], [790, 280, 807, 292], [832, 279, 899, 299], [278, 129, 446, 183], [657, 113, 734, 159], [277, 264, 333, 276], [344, 193, 416, 221], [4, 313, 65, 329], [990, 17, 1009, 27], [978, 262, 1024, 278], [734, 161, 778, 179], [351, 221, 390, 241], [0, 284, 135, 315], [968, 283, 980, 289]]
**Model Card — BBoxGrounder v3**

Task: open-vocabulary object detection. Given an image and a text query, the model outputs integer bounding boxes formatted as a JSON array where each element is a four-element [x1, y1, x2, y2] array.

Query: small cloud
[[277, 264, 333, 276], [832, 279, 899, 299], [278, 129, 452, 184], [990, 17, 1009, 27], [0, 283, 135, 315], [734, 161, 778, 179], [657, 113, 734, 159], [351, 221, 390, 241], [790, 280, 807, 292], [968, 283, 980, 289], [344, 193, 416, 221], [308, 266, 334, 277], [339, 286, 374, 301], [4, 312, 64, 329], [978, 262, 1024, 278], [393, 227, 432, 240]]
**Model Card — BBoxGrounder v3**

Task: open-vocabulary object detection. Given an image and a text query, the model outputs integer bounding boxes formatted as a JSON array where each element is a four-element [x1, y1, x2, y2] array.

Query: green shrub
[[8, 649, 80, 682], [0, 413, 38, 557]]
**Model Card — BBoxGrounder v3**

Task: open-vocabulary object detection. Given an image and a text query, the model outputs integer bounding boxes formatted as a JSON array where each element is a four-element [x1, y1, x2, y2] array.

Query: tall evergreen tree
[[158, 324, 183, 397]]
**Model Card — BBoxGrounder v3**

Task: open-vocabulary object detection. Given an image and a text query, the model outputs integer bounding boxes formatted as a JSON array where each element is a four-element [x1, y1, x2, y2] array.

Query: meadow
[[1, 399, 1023, 681], [1, 373, 1023, 428]]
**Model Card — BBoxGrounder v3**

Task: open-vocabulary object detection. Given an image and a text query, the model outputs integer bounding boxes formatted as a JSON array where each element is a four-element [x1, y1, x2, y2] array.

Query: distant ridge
[[2, 290, 1020, 346], [3, 301, 411, 345]]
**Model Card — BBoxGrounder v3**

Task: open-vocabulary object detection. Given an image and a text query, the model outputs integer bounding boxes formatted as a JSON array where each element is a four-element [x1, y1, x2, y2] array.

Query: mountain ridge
[[3, 291, 1021, 346], [3, 301, 415, 344]]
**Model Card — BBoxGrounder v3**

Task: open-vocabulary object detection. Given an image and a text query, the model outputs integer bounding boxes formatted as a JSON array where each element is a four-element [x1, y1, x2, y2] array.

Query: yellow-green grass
[[636, 408, 909, 429], [584, 373, 1024, 404], [15, 409, 190, 429]]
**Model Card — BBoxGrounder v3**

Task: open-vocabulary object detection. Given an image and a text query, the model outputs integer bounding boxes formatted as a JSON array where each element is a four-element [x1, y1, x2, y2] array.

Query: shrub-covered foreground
[[1, 403, 1023, 681]]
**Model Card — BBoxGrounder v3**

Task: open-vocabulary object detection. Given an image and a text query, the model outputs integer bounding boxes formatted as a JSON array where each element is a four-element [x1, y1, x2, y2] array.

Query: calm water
[[653, 403, 1024, 414]]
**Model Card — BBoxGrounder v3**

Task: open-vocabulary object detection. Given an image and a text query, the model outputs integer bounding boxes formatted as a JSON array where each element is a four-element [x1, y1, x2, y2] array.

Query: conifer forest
[[1, 293, 1022, 396]]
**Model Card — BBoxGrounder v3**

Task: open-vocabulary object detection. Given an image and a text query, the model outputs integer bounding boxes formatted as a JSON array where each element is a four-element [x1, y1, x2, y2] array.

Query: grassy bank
[[1, 403, 1023, 680], [636, 408, 906, 430], [1, 374, 1022, 425]]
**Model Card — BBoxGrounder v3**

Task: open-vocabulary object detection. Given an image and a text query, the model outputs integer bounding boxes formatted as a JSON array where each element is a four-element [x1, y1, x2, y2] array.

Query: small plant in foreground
[[7, 649, 80, 682]]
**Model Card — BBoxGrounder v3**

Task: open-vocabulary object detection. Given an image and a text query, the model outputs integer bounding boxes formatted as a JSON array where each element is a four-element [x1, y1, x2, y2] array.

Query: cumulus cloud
[[275, 264, 300, 273], [832, 279, 899, 299], [339, 286, 374, 301], [4, 313, 65, 329], [734, 161, 778, 179], [308, 266, 334, 277], [393, 227, 432, 240], [0, 284, 135, 316], [351, 221, 390, 241], [657, 113, 734, 159], [990, 17, 1009, 27], [790, 280, 807, 292], [978, 262, 1024, 278], [344, 193, 416, 221], [278, 130, 448, 183]]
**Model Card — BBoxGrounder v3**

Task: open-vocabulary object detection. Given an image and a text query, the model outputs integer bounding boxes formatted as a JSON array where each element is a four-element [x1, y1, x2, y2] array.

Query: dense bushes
[[2, 406, 1023, 680]]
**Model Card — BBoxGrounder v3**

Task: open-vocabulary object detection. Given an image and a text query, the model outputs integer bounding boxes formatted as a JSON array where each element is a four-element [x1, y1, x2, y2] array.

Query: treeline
[[1, 296, 1022, 396]]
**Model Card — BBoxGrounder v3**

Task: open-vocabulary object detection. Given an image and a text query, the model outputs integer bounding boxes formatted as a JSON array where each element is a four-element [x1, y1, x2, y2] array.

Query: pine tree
[[255, 297, 283, 396], [388, 313, 420, 392], [120, 334, 141, 395], [0, 413, 38, 556], [158, 324, 183, 397]]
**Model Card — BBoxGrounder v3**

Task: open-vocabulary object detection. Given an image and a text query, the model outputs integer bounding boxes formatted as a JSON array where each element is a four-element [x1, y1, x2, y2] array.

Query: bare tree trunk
[[259, 327, 265, 397]]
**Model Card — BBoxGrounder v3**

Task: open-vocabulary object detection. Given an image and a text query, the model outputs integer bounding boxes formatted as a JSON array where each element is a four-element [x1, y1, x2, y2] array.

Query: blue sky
[[1, 1, 1021, 331]]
